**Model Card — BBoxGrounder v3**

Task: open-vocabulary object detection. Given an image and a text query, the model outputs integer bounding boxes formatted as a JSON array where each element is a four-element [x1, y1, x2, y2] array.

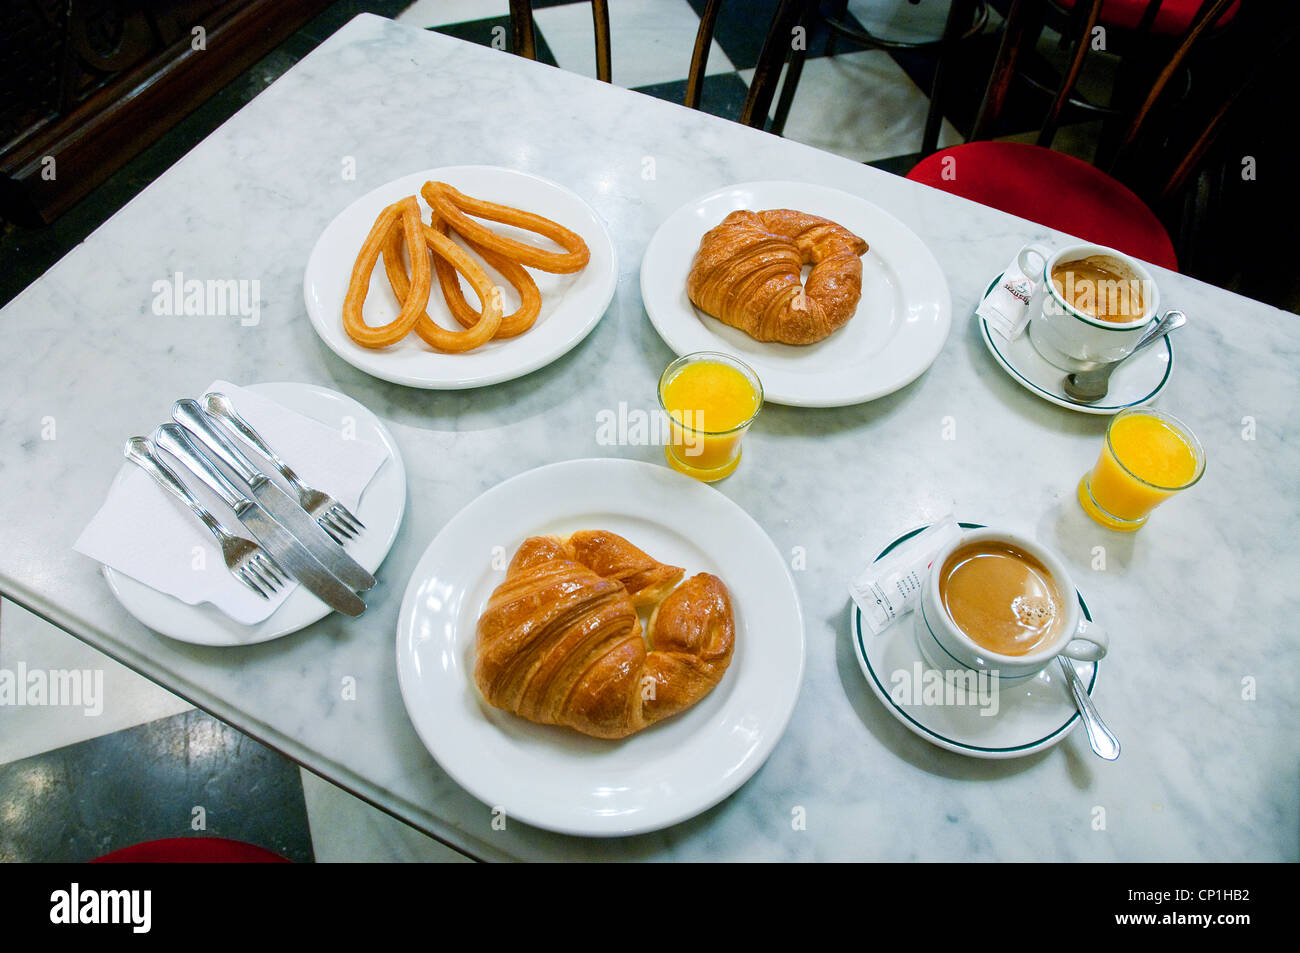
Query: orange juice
[[658, 353, 762, 482], [1078, 409, 1204, 531]]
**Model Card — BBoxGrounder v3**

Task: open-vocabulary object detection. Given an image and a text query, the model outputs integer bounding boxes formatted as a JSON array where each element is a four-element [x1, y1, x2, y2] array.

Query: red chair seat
[[1056, 0, 1239, 35], [90, 837, 291, 863], [906, 141, 1177, 271]]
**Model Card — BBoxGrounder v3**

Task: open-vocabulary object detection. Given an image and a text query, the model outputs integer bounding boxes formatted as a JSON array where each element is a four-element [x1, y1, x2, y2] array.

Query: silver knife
[[154, 424, 366, 617], [171, 399, 376, 592]]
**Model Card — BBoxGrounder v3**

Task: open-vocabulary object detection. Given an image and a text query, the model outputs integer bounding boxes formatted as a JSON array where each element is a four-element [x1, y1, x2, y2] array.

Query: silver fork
[[124, 436, 289, 599], [202, 392, 365, 545]]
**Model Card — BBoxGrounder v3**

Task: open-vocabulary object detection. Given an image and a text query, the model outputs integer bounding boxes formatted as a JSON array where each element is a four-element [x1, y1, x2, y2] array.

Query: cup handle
[[1062, 619, 1108, 662], [1016, 242, 1052, 282]]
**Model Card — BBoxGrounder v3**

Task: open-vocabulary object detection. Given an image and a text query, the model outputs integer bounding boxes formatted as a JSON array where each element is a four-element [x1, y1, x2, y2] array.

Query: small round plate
[[304, 165, 617, 389], [978, 274, 1173, 415], [850, 522, 1098, 759], [640, 180, 951, 407], [395, 458, 805, 836], [103, 382, 406, 646]]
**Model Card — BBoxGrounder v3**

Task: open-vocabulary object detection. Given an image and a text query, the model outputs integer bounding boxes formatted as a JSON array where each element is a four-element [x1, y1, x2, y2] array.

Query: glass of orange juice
[[1077, 408, 1205, 531], [658, 351, 762, 482]]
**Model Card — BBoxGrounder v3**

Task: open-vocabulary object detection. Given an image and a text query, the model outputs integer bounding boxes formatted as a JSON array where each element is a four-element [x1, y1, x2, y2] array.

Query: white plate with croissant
[[641, 180, 952, 407], [395, 458, 805, 837]]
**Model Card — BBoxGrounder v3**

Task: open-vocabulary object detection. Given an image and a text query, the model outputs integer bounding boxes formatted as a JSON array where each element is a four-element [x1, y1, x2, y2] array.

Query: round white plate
[[640, 180, 952, 407], [978, 274, 1173, 415], [850, 522, 1098, 759], [396, 458, 805, 836], [303, 165, 617, 389], [103, 382, 406, 647]]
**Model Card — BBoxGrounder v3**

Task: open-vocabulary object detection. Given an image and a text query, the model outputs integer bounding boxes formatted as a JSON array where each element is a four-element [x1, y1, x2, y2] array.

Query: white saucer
[[641, 180, 951, 407], [303, 165, 617, 389], [103, 382, 406, 646], [978, 274, 1173, 415], [850, 522, 1098, 759], [395, 458, 805, 836]]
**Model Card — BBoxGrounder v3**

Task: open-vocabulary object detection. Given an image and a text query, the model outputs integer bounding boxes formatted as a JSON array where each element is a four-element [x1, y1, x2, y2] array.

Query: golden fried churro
[[342, 197, 430, 349], [429, 215, 541, 339], [420, 181, 590, 274], [382, 223, 504, 352]]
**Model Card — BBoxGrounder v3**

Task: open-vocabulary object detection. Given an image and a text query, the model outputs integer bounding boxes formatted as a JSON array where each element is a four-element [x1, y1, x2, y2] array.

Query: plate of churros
[[304, 165, 617, 389]]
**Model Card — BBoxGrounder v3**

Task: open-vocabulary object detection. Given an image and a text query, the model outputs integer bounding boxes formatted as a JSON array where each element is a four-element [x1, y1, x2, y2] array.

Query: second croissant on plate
[[475, 531, 735, 739]]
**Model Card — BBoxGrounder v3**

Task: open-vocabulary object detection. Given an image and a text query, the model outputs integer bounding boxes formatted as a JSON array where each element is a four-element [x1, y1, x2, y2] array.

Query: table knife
[[154, 424, 366, 617], [171, 398, 376, 592]]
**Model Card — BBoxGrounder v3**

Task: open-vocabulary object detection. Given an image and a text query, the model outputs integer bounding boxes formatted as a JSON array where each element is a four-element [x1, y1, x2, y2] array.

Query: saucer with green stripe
[[978, 273, 1173, 415], [850, 521, 1099, 759]]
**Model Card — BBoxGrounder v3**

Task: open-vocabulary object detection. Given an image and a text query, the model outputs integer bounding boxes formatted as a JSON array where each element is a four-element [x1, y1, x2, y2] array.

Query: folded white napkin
[[74, 380, 388, 625]]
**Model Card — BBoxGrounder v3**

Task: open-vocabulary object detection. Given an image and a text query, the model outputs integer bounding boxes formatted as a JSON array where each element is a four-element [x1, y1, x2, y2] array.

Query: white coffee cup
[[1019, 242, 1159, 371], [913, 529, 1107, 683]]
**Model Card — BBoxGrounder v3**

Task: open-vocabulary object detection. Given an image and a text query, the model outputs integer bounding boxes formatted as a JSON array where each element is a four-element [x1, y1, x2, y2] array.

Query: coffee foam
[[940, 542, 1066, 657]]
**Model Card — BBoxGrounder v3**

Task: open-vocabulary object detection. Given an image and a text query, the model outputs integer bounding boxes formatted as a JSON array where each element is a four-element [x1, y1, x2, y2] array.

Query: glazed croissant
[[474, 531, 735, 739], [687, 209, 869, 345]]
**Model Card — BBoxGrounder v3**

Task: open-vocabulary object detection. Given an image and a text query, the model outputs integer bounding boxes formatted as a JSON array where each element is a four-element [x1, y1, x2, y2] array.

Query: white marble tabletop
[[1, 14, 1295, 862]]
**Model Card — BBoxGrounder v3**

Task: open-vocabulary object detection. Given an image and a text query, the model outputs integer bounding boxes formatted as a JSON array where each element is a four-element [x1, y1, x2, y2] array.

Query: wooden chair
[[506, 0, 815, 134], [905, 0, 1250, 271]]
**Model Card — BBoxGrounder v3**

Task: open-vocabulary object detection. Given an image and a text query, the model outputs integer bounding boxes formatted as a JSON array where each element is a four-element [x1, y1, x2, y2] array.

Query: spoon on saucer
[[1058, 656, 1120, 760], [1063, 310, 1186, 403]]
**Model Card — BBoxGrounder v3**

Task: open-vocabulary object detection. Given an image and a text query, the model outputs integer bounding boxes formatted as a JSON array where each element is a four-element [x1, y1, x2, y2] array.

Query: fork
[[202, 392, 365, 545], [124, 436, 289, 599]]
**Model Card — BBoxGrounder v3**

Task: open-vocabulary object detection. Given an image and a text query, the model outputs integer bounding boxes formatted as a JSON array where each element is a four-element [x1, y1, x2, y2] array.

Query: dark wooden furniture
[[0, 0, 331, 226], [905, 0, 1282, 270]]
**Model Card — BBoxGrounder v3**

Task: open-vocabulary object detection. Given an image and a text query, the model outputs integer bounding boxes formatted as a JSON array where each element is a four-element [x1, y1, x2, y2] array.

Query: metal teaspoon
[[1063, 310, 1187, 403]]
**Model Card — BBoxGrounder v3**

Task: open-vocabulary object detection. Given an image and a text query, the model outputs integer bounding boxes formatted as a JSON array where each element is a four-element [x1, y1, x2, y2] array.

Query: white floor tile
[[534, 0, 734, 89], [0, 599, 193, 765], [396, 0, 510, 28], [300, 768, 474, 862], [741, 50, 962, 163]]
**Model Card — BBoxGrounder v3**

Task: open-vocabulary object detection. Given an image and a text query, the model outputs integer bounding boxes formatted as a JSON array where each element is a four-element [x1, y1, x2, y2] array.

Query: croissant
[[686, 209, 869, 345], [474, 531, 735, 739]]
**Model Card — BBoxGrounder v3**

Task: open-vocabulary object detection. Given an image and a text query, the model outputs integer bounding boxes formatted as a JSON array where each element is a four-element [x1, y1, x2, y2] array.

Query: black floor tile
[[297, 0, 414, 44], [632, 72, 753, 124], [0, 710, 314, 863], [432, 15, 559, 68], [867, 150, 925, 177]]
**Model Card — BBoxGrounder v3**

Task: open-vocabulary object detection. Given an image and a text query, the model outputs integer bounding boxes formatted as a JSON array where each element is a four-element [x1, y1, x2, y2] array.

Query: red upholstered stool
[[90, 837, 291, 863], [1055, 0, 1239, 35], [906, 141, 1178, 271]]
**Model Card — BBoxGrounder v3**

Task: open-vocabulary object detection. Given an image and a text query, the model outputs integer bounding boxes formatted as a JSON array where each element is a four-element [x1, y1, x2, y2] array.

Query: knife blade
[[154, 424, 366, 618], [171, 398, 376, 592]]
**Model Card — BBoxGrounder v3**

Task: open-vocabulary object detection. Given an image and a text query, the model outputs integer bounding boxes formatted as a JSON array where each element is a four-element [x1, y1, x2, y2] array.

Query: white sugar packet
[[850, 517, 962, 635], [977, 243, 1052, 341], [74, 380, 388, 625]]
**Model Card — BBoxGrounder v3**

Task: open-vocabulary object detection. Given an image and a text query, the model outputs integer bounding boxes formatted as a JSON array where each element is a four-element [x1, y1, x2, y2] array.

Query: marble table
[[1, 14, 1295, 862]]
